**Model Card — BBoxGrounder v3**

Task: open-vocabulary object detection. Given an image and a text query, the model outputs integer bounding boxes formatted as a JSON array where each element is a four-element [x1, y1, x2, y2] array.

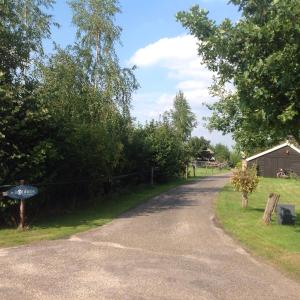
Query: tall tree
[[229, 148, 242, 167], [177, 1, 300, 153], [0, 0, 57, 184], [0, 0, 56, 82], [144, 118, 185, 181], [213, 143, 230, 163], [187, 136, 210, 160], [37, 0, 139, 183], [68, 0, 138, 113], [69, 0, 120, 85], [171, 90, 197, 142]]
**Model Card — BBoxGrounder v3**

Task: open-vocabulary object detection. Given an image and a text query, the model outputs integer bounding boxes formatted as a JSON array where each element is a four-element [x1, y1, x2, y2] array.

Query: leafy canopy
[[177, 0, 300, 153], [213, 143, 230, 163], [187, 136, 210, 160], [0, 0, 57, 183]]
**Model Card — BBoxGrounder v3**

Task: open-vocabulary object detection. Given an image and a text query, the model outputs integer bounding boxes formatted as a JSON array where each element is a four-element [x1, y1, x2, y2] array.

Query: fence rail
[[0, 171, 150, 191]]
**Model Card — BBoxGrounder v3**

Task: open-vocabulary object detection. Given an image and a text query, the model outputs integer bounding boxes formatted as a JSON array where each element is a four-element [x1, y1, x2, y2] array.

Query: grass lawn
[[190, 166, 230, 177], [216, 177, 300, 281], [0, 167, 228, 248]]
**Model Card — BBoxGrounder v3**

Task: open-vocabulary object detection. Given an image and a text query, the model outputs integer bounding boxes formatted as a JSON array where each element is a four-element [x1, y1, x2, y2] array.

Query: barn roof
[[246, 142, 300, 162]]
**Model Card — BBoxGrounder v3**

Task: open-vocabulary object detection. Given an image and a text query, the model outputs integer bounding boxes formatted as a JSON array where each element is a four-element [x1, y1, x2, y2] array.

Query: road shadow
[[33, 174, 229, 230], [118, 195, 197, 219], [184, 174, 231, 184], [118, 179, 227, 219]]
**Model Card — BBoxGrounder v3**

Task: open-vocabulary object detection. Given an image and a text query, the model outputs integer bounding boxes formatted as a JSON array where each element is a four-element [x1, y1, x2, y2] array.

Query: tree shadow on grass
[[34, 190, 199, 229], [248, 207, 265, 213], [22, 175, 230, 231], [293, 215, 300, 227], [34, 211, 111, 230]]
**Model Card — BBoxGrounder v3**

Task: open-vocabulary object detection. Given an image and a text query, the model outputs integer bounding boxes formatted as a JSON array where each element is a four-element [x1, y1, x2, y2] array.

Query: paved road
[[1, 174, 300, 300]]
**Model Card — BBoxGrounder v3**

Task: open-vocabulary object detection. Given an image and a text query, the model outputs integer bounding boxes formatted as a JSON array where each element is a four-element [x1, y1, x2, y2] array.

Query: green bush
[[231, 165, 259, 208]]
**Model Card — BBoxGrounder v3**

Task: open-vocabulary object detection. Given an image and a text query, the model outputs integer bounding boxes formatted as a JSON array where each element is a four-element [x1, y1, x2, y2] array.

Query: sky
[[45, 0, 240, 148]]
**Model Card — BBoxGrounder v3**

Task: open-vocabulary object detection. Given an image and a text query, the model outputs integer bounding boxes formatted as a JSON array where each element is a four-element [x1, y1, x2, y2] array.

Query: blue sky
[[46, 0, 240, 147]]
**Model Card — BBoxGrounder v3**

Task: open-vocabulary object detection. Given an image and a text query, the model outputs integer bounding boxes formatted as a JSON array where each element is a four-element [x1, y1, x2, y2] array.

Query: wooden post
[[151, 166, 154, 185], [262, 193, 280, 225], [19, 179, 25, 229], [185, 164, 188, 180], [241, 192, 248, 208], [193, 164, 196, 177], [242, 159, 248, 171]]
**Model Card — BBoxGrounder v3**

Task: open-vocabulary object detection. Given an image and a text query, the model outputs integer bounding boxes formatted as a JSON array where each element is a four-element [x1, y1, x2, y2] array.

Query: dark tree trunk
[[242, 192, 248, 208]]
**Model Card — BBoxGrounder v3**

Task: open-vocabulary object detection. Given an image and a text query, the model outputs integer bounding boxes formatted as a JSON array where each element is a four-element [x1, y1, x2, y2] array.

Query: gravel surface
[[1, 174, 300, 300]]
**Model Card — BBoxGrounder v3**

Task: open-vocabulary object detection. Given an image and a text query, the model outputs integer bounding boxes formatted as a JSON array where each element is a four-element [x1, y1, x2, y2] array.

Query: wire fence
[[0, 169, 154, 227], [0, 171, 148, 190]]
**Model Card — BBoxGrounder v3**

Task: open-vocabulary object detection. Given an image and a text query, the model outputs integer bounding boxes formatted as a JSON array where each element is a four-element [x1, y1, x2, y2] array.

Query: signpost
[[3, 180, 38, 229], [6, 185, 38, 200]]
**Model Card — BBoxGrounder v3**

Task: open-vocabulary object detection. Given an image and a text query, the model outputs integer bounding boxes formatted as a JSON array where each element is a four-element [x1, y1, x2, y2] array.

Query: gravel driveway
[[1, 174, 300, 300]]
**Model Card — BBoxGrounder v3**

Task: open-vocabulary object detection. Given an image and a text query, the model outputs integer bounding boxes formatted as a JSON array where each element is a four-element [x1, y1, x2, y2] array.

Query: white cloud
[[129, 35, 198, 67], [131, 92, 173, 121], [176, 80, 207, 90], [129, 34, 233, 146], [129, 35, 214, 104]]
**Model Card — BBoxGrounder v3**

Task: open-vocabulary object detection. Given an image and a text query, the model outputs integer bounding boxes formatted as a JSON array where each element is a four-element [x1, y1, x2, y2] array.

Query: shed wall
[[248, 146, 300, 177]]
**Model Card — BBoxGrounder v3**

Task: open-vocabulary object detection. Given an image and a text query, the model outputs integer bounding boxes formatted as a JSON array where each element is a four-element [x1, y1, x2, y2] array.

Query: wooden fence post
[[185, 164, 188, 180], [193, 164, 196, 177], [262, 193, 280, 225], [242, 159, 248, 171], [19, 179, 25, 229]]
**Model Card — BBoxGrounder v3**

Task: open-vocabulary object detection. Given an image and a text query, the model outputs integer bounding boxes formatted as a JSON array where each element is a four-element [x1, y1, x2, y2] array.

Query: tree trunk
[[18, 179, 25, 229], [262, 193, 280, 225], [18, 199, 25, 229], [150, 166, 154, 185], [94, 32, 101, 88], [185, 164, 188, 180], [241, 192, 248, 208], [242, 159, 247, 171]]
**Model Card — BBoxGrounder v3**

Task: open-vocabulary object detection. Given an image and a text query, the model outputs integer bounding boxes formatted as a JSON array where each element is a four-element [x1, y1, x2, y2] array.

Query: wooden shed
[[246, 142, 300, 177]]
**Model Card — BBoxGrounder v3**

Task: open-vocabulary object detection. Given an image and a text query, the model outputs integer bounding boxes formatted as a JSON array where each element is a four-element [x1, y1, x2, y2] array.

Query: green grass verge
[[0, 168, 228, 248], [190, 166, 230, 177], [216, 177, 300, 281]]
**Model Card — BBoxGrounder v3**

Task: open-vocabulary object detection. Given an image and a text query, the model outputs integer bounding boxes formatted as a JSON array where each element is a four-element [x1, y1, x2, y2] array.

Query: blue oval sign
[[6, 185, 38, 200]]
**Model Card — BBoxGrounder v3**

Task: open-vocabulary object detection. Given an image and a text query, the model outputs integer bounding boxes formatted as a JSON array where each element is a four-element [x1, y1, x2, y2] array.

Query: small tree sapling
[[231, 165, 259, 208]]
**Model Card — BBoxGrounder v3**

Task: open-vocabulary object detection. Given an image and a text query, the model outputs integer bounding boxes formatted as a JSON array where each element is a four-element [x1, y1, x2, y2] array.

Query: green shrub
[[231, 165, 259, 208]]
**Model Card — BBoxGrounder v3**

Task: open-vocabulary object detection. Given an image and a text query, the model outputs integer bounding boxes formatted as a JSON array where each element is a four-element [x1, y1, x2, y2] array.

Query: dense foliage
[[187, 136, 210, 161], [213, 143, 230, 163], [177, 0, 300, 154], [0, 0, 203, 226], [171, 90, 197, 142], [231, 165, 259, 208], [229, 149, 242, 167]]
